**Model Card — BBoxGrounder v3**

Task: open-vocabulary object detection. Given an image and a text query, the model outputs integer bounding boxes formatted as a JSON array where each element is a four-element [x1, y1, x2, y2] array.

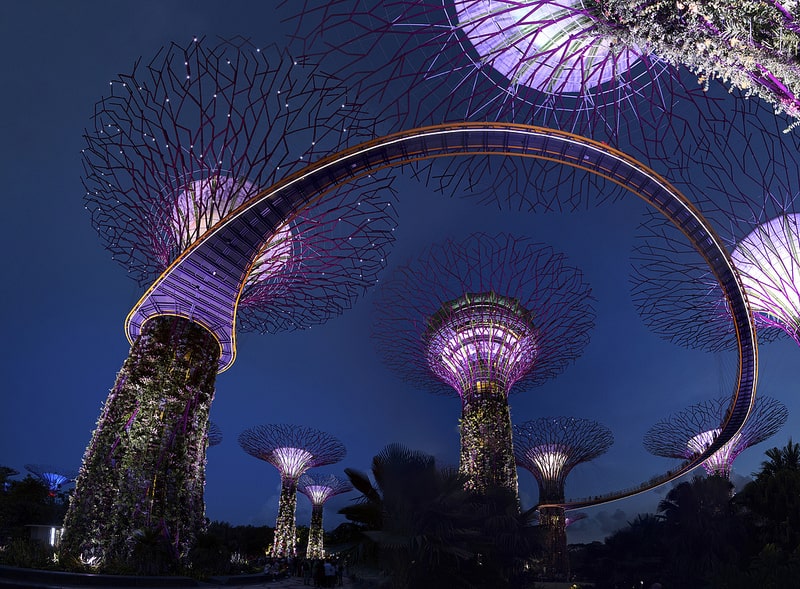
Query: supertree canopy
[[514, 416, 614, 580], [297, 473, 353, 559], [238, 424, 346, 558], [644, 396, 788, 478], [289, 0, 717, 147], [288, 1, 800, 211], [373, 233, 595, 495], [631, 96, 800, 352], [24, 464, 77, 496], [730, 212, 800, 346], [63, 37, 395, 567]]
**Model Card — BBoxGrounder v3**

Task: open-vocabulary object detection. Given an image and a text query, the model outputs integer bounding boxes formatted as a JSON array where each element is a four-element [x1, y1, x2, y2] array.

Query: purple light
[[302, 484, 335, 505], [644, 396, 788, 479], [172, 176, 296, 288], [686, 429, 744, 477], [453, 0, 640, 94], [271, 447, 315, 480], [425, 292, 538, 396], [524, 444, 569, 482], [731, 213, 800, 344]]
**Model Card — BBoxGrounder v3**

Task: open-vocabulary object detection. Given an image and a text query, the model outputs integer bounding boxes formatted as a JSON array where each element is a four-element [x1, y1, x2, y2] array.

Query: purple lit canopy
[[643, 396, 788, 478], [83, 37, 397, 370], [373, 232, 595, 399]]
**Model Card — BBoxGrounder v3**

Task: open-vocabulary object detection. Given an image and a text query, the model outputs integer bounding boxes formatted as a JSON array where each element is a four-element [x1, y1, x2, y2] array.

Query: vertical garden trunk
[[272, 478, 299, 558], [539, 505, 569, 581], [459, 384, 518, 496], [61, 316, 219, 568], [306, 503, 325, 560]]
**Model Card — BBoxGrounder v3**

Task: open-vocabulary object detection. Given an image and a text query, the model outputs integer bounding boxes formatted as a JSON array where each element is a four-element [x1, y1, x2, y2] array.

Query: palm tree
[[340, 444, 475, 588], [757, 439, 800, 482], [340, 444, 539, 588], [739, 439, 800, 552], [657, 475, 742, 587]]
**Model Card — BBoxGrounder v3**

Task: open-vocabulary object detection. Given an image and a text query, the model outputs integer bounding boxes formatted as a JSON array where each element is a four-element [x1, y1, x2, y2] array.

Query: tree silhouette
[[340, 443, 538, 588], [657, 475, 744, 587]]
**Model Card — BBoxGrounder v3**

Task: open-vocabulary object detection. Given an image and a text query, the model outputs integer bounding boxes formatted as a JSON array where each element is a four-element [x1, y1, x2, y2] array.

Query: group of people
[[261, 556, 346, 586]]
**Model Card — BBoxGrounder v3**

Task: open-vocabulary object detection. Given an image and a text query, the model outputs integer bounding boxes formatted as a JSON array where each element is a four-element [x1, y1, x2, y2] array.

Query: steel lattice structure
[[24, 464, 77, 495], [373, 232, 595, 494], [287, 0, 800, 212], [291, 1, 800, 126], [514, 417, 613, 580], [297, 473, 353, 559], [631, 98, 800, 352], [289, 0, 719, 149], [644, 396, 788, 478], [238, 424, 346, 558], [63, 37, 395, 568]]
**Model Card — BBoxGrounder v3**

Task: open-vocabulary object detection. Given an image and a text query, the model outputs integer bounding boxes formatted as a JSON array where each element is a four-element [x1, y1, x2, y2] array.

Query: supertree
[[514, 417, 614, 580], [288, 0, 800, 206], [631, 95, 800, 352], [297, 473, 353, 559], [238, 424, 346, 558], [373, 233, 595, 495], [24, 464, 77, 497], [62, 37, 396, 565], [207, 421, 223, 447], [644, 396, 788, 478]]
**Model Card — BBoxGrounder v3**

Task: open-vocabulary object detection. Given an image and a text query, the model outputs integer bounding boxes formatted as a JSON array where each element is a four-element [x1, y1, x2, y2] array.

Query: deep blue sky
[[1, 1, 797, 545]]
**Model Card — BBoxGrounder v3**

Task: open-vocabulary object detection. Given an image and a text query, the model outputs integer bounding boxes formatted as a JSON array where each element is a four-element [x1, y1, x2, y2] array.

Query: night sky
[[2, 1, 798, 546]]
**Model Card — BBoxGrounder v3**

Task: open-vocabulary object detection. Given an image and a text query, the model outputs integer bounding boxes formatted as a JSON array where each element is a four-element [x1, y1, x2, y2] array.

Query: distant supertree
[[63, 38, 395, 566], [24, 464, 77, 497], [514, 417, 614, 580], [207, 422, 223, 447], [644, 396, 788, 478], [297, 473, 352, 559], [238, 424, 346, 558], [373, 233, 594, 495]]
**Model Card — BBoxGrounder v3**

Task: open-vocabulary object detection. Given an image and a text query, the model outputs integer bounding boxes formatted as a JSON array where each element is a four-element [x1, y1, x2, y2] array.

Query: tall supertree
[[644, 396, 788, 478], [514, 417, 614, 581], [288, 0, 800, 201], [24, 464, 77, 498], [63, 38, 396, 566], [373, 233, 595, 495], [297, 473, 352, 559], [238, 424, 346, 558]]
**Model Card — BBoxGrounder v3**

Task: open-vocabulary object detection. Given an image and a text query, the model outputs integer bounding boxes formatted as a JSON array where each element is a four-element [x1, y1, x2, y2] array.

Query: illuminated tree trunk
[[61, 316, 219, 566], [539, 506, 569, 581], [273, 478, 299, 558], [306, 503, 325, 560], [459, 385, 518, 495]]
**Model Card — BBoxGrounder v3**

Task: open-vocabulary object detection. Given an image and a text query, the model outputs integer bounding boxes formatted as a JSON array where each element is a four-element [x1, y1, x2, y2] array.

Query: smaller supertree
[[514, 417, 613, 581], [644, 396, 788, 478], [24, 464, 77, 498], [238, 424, 346, 557], [207, 422, 223, 448], [297, 473, 352, 559]]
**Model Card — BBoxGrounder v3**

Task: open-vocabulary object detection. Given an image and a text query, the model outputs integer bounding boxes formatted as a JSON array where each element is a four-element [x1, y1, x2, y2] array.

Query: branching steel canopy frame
[[125, 122, 757, 507]]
